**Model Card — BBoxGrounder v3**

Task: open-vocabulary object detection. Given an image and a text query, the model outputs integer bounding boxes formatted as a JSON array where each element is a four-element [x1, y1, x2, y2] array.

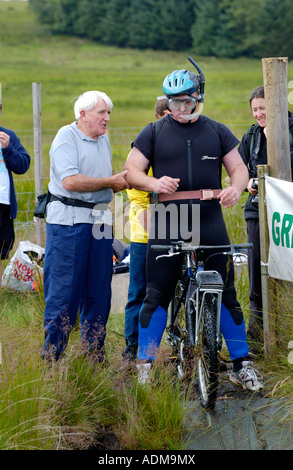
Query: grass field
[[0, 1, 263, 129], [2, 0, 293, 230], [1, 1, 292, 134], [1, 0, 293, 181], [1, 0, 293, 451]]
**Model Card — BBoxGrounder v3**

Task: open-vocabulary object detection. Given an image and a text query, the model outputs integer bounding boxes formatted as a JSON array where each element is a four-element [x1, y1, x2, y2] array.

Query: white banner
[[265, 175, 293, 282]]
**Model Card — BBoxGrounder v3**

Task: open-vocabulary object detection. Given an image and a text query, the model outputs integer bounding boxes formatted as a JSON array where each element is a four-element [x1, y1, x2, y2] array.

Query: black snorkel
[[181, 56, 205, 121], [188, 56, 205, 103]]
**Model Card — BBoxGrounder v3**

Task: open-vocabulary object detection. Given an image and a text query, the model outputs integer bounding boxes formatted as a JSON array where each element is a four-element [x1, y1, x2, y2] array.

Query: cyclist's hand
[[153, 176, 180, 194], [218, 187, 240, 208]]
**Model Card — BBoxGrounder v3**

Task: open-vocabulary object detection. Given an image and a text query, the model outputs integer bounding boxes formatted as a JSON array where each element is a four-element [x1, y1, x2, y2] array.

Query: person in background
[[238, 85, 293, 351], [124, 64, 263, 391], [0, 102, 31, 288], [41, 90, 130, 363], [154, 97, 170, 120], [123, 98, 170, 362]]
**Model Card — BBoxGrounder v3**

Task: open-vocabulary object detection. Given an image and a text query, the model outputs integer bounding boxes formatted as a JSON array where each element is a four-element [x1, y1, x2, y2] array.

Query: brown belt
[[150, 189, 222, 204]]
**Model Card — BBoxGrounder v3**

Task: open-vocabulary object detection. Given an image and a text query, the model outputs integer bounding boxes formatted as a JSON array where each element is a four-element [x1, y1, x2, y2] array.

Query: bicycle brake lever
[[156, 252, 181, 261]]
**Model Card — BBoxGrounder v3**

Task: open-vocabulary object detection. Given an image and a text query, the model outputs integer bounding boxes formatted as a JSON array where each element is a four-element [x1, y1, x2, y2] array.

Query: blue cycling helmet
[[163, 69, 201, 98]]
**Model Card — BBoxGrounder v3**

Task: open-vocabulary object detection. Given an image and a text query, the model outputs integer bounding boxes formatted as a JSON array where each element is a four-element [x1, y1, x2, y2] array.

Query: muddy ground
[[86, 359, 266, 451]]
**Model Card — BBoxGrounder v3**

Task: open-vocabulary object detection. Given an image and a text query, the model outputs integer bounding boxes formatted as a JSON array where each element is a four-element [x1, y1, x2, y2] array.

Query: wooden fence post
[[262, 57, 291, 181], [32, 82, 45, 247], [261, 57, 292, 354], [257, 164, 276, 355]]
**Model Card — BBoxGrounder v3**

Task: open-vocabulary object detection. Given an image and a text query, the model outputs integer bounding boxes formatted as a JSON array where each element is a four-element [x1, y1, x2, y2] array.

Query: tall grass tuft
[[0, 319, 57, 450], [113, 356, 186, 450], [0, 290, 187, 450]]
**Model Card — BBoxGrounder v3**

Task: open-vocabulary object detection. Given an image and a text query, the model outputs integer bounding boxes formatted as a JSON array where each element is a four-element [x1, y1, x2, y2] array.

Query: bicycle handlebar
[[151, 242, 253, 253]]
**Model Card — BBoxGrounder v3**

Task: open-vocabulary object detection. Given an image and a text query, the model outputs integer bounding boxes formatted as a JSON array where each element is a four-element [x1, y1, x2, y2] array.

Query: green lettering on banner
[[272, 211, 281, 246], [281, 213, 293, 248], [272, 211, 293, 248]]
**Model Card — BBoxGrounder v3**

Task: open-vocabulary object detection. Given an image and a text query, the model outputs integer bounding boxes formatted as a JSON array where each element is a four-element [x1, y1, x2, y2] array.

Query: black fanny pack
[[34, 191, 96, 219]]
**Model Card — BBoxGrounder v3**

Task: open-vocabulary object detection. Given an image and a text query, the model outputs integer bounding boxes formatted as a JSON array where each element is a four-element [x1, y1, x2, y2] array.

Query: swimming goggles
[[168, 96, 198, 111]]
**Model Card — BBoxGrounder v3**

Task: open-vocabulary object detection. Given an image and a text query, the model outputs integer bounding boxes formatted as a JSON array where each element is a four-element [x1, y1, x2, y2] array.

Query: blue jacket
[[0, 126, 31, 219]]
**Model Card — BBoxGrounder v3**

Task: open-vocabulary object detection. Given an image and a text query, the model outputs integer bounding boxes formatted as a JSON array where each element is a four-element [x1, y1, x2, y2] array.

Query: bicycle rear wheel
[[196, 293, 219, 410]]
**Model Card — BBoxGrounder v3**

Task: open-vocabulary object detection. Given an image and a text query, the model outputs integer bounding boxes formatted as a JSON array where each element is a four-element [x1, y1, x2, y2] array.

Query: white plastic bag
[[2, 240, 45, 291]]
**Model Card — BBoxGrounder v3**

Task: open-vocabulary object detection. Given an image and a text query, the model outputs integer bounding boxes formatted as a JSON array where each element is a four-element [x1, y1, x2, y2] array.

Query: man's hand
[[110, 170, 131, 192], [0, 131, 10, 149], [218, 186, 241, 208], [153, 175, 180, 194]]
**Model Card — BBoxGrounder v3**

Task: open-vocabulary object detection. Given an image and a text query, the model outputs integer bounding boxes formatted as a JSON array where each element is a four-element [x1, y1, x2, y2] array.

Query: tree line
[[29, 0, 293, 58]]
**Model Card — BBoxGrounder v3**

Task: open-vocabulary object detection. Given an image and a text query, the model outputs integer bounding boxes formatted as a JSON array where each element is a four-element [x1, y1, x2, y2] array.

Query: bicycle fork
[[192, 269, 224, 350]]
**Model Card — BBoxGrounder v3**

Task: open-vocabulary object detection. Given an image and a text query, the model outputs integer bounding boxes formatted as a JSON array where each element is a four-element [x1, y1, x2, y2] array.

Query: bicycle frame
[[153, 240, 252, 347], [152, 240, 252, 409]]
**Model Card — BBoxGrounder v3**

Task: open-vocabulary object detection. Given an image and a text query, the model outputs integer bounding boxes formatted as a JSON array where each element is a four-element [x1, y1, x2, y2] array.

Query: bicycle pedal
[[219, 361, 228, 371], [168, 355, 178, 360]]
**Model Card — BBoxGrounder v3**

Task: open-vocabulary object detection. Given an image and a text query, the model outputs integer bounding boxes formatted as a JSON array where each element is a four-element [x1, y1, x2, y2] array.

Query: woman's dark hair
[[249, 86, 264, 106]]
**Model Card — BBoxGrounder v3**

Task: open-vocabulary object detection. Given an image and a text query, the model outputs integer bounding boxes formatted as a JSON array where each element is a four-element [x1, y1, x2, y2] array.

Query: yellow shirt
[[127, 168, 152, 243]]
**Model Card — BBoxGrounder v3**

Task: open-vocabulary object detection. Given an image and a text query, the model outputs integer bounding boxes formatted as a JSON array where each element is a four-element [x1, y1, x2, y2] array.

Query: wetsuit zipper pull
[[187, 140, 192, 189]]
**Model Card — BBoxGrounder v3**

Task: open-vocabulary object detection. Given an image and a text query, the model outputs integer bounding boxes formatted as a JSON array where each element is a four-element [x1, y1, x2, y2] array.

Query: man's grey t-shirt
[[47, 122, 113, 225]]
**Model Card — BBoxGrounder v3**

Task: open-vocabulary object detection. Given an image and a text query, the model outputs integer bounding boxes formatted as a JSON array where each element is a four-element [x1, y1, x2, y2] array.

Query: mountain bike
[[151, 241, 251, 410]]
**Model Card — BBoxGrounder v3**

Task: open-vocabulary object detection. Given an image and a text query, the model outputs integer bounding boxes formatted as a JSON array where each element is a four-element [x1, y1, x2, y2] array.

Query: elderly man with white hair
[[41, 90, 130, 363]]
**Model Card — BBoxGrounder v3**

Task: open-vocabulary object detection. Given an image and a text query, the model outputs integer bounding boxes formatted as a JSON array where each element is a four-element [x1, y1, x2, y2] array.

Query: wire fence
[[12, 123, 249, 248]]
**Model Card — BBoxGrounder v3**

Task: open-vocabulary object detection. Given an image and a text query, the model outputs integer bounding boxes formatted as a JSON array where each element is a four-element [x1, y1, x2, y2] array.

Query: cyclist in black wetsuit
[[124, 62, 263, 391]]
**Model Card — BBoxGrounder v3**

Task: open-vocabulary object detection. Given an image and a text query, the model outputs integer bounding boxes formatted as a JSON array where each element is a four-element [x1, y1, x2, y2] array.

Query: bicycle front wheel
[[169, 280, 194, 380], [196, 293, 219, 410]]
